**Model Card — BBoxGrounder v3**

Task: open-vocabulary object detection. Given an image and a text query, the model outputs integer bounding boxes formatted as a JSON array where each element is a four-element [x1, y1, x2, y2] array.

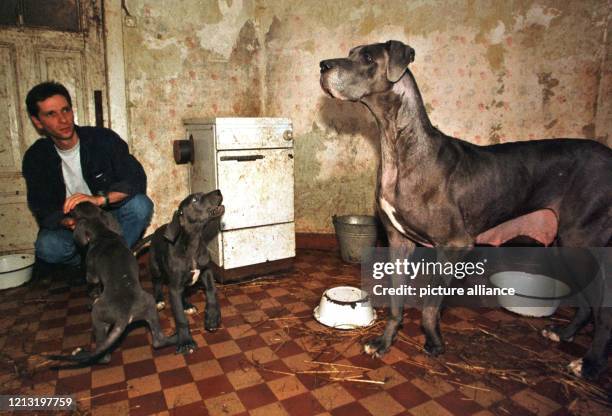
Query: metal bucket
[[332, 215, 378, 263]]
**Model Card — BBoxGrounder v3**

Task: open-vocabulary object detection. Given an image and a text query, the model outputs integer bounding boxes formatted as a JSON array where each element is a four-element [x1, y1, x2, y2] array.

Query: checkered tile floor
[[0, 249, 610, 415]]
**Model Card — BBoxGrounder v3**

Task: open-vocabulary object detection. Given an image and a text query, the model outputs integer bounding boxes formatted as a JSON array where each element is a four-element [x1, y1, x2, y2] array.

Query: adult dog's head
[[164, 190, 225, 243], [319, 40, 415, 101]]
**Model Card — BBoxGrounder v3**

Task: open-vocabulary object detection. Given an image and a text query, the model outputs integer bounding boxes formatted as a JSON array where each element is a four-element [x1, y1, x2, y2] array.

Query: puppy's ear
[[70, 204, 82, 219], [163, 210, 182, 243], [385, 40, 415, 83], [74, 220, 92, 246], [99, 210, 123, 235]]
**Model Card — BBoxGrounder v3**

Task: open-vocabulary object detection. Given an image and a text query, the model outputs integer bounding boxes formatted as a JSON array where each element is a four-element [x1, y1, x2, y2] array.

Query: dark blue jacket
[[22, 126, 147, 229]]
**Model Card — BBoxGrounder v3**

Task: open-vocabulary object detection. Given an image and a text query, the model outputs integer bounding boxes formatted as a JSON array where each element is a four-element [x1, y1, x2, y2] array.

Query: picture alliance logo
[[371, 258, 487, 280]]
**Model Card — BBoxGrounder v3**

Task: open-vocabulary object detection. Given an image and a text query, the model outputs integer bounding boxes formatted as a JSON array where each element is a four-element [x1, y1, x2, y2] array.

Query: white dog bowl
[[489, 271, 571, 317], [314, 286, 377, 329], [0, 254, 35, 290]]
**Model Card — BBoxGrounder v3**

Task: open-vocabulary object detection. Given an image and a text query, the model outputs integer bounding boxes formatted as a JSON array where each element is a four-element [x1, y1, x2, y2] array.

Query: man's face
[[30, 94, 76, 147]]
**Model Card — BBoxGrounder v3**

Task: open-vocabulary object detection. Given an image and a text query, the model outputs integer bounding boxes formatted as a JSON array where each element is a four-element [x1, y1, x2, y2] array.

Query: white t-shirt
[[55, 141, 92, 197]]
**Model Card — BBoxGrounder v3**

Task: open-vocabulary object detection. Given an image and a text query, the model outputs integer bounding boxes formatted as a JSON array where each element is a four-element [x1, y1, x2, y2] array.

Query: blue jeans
[[35, 194, 154, 266]]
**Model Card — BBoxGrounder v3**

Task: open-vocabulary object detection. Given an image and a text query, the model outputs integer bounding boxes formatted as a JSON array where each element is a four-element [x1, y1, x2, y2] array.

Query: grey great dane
[[320, 40, 612, 379]]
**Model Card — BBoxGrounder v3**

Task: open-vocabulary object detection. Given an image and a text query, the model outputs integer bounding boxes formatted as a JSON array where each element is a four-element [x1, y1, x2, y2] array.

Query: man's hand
[[63, 193, 103, 213], [61, 217, 76, 230]]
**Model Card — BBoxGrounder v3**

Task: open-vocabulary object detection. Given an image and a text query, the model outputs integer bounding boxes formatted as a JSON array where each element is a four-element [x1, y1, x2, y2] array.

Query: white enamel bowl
[[489, 271, 571, 317], [0, 254, 35, 290], [314, 286, 377, 329]]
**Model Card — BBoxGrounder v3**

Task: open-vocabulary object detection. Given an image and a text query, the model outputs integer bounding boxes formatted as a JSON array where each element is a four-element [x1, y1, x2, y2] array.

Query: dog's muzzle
[[208, 205, 225, 217], [319, 62, 335, 98], [320, 60, 334, 74]]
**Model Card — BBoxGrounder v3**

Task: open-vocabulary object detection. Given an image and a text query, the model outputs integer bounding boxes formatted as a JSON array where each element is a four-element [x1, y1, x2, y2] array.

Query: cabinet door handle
[[220, 155, 265, 162]]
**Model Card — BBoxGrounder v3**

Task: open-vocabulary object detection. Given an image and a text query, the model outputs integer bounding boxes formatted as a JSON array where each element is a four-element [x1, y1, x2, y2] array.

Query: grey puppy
[[48, 208, 175, 365], [148, 190, 225, 354]]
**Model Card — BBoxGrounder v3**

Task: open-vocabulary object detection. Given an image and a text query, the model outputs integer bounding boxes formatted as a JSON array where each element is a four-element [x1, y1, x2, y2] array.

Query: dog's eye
[[363, 53, 373, 64], [192, 197, 197, 202]]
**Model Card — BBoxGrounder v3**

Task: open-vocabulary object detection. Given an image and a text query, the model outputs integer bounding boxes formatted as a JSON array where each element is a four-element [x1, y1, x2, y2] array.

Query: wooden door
[[0, 0, 107, 253]]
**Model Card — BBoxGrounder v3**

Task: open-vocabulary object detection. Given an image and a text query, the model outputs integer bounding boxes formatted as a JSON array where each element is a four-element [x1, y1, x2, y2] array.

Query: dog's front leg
[[365, 231, 415, 357], [201, 268, 220, 332], [168, 284, 196, 354], [153, 277, 166, 310]]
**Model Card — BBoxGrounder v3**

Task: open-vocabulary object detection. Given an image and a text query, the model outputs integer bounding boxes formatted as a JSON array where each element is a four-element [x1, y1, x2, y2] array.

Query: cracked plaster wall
[[122, 0, 611, 233]]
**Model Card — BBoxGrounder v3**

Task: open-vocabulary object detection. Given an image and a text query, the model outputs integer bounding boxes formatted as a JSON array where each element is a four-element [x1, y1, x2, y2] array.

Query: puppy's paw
[[184, 305, 198, 315], [542, 325, 573, 343], [69, 347, 93, 361], [98, 353, 111, 364], [156, 301, 166, 311], [568, 359, 583, 377], [541, 328, 560, 342], [205, 307, 221, 332], [176, 340, 197, 355], [424, 341, 445, 356], [364, 337, 389, 358], [157, 334, 178, 348], [182, 298, 198, 315]]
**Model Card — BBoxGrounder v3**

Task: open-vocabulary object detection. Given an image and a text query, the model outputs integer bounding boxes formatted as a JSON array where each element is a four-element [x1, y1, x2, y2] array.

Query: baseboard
[[295, 233, 338, 251], [211, 258, 294, 284]]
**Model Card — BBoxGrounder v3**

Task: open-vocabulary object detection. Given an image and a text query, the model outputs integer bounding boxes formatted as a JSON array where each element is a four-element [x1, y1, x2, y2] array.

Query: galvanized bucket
[[332, 215, 378, 263]]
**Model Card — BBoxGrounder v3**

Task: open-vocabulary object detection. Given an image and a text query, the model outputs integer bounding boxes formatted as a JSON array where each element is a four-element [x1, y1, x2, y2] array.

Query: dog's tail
[[45, 321, 126, 366], [131, 234, 153, 255]]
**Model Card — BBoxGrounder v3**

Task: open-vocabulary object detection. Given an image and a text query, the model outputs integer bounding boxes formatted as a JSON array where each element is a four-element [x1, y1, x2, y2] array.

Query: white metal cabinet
[[183, 118, 295, 272]]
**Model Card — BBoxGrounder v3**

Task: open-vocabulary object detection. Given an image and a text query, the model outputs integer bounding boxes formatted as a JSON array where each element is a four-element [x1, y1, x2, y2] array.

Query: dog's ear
[[99, 210, 123, 235], [385, 40, 415, 83], [163, 210, 182, 243], [74, 220, 92, 246]]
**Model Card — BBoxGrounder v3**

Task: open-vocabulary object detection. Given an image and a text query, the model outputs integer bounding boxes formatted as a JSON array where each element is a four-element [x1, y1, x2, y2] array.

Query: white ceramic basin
[[0, 254, 35, 290], [489, 271, 571, 317], [314, 286, 377, 329]]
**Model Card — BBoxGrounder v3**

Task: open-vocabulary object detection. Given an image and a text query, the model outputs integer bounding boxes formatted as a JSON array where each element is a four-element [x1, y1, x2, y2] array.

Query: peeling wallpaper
[[123, 0, 262, 230], [122, 0, 611, 233]]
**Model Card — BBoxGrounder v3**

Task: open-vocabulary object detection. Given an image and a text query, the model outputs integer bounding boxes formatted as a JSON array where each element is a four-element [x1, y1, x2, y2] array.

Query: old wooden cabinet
[[183, 118, 295, 281]]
